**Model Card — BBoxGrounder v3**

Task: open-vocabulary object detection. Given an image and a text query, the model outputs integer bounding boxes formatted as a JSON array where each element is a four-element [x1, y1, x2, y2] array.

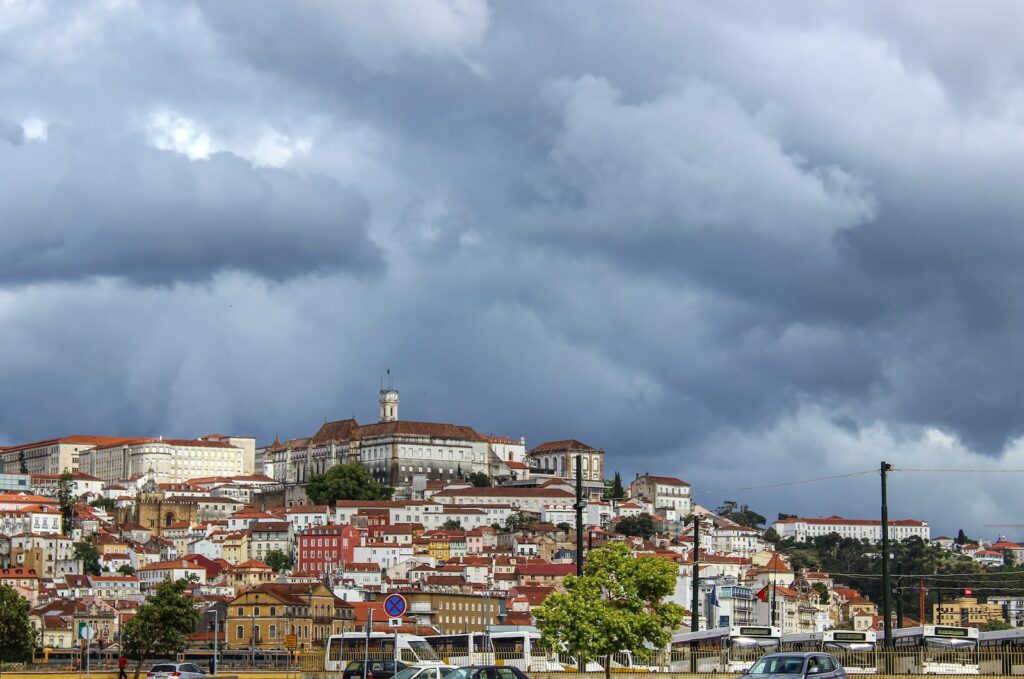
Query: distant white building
[[79, 437, 245, 484], [771, 515, 930, 543], [1, 436, 133, 475], [629, 474, 692, 516]]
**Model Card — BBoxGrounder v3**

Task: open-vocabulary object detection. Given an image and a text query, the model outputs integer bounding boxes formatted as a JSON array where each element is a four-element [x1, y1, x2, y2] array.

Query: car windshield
[[345, 662, 364, 671], [393, 668, 423, 679], [151, 666, 177, 672], [443, 669, 476, 679], [407, 640, 441, 661], [749, 656, 806, 674]]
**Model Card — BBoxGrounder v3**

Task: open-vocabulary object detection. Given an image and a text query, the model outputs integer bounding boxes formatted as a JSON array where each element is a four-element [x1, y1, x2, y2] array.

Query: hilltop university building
[[267, 386, 524, 488]]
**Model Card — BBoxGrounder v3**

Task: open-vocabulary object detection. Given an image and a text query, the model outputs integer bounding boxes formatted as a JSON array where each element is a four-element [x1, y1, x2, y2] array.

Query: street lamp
[[251, 594, 260, 666], [212, 607, 219, 675]]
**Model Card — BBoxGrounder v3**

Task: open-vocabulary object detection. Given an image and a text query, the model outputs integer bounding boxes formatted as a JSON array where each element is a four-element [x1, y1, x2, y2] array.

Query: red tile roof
[[528, 439, 596, 454]]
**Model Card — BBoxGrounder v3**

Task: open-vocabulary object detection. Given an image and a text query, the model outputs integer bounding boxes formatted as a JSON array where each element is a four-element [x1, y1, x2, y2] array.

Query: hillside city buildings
[[0, 383, 1016, 655]]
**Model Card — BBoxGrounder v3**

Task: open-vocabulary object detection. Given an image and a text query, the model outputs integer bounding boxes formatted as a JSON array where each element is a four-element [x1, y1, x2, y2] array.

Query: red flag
[[756, 586, 769, 603]]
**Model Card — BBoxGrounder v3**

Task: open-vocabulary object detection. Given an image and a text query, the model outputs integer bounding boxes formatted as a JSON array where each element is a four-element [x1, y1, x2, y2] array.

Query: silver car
[[147, 663, 207, 679], [743, 653, 847, 679]]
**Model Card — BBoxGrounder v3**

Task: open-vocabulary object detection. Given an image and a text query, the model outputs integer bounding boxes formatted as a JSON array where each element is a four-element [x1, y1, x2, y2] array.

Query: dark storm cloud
[[0, 119, 25, 145], [4, 0, 1024, 534], [0, 132, 382, 285]]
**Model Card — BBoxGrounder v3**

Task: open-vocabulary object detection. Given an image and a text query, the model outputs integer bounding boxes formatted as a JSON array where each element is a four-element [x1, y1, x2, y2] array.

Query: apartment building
[[771, 515, 930, 543]]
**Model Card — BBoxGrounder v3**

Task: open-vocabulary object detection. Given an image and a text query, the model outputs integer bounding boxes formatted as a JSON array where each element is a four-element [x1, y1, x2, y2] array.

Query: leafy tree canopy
[[306, 463, 393, 506], [122, 578, 201, 679], [715, 500, 766, 528], [985, 619, 1013, 631], [117, 564, 137, 576], [535, 542, 682, 678], [75, 539, 101, 576], [90, 497, 117, 511], [440, 519, 463, 530], [264, 548, 293, 573], [468, 471, 491, 487], [614, 513, 657, 540], [604, 472, 626, 500], [504, 511, 532, 532], [57, 469, 76, 534], [557, 522, 572, 533], [0, 584, 35, 668]]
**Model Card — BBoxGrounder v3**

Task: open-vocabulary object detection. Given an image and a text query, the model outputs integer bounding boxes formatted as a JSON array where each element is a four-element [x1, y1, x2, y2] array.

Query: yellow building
[[222, 532, 251, 565], [226, 582, 354, 651], [933, 596, 1004, 628], [402, 591, 503, 634]]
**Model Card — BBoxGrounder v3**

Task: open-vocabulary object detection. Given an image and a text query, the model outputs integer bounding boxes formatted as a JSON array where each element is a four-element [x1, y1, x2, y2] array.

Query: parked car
[[343, 659, 410, 679], [393, 665, 458, 679], [743, 653, 847, 679], [147, 663, 207, 679], [444, 666, 530, 679]]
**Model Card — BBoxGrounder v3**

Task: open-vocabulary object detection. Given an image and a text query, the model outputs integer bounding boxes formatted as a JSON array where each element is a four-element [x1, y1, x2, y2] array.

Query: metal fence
[[296, 648, 1024, 677]]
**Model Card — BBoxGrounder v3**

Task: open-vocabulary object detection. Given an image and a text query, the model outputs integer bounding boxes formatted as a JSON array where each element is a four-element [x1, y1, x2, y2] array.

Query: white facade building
[[771, 515, 930, 543], [629, 474, 692, 516], [1, 436, 132, 475], [79, 437, 245, 484]]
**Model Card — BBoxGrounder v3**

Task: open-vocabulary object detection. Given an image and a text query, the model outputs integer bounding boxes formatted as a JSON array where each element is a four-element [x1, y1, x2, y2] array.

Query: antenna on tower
[[387, 368, 392, 389]]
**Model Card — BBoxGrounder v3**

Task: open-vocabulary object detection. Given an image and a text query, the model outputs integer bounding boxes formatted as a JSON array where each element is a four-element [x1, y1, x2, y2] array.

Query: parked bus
[[670, 626, 781, 673], [979, 627, 1024, 675], [783, 631, 877, 673], [884, 626, 979, 674], [424, 630, 563, 672], [325, 633, 443, 672]]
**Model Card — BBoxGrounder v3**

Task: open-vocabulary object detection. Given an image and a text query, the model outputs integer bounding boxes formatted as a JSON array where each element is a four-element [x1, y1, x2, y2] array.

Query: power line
[[895, 468, 1024, 473], [828, 570, 1024, 580], [695, 469, 876, 496]]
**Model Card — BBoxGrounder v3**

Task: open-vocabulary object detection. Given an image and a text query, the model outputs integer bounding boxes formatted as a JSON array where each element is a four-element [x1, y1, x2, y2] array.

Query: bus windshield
[[407, 640, 441, 662], [730, 637, 780, 660]]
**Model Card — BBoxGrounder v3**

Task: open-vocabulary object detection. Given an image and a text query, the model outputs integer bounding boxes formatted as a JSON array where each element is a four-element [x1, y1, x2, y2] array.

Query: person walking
[[118, 654, 128, 679]]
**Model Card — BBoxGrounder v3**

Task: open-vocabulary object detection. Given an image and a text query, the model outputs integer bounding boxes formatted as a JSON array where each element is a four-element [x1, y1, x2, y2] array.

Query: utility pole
[[895, 562, 903, 628], [919, 579, 926, 627], [575, 454, 585, 577], [691, 516, 700, 632], [881, 461, 894, 649]]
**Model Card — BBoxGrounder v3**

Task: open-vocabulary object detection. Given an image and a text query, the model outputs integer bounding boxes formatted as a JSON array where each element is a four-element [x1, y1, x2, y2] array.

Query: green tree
[[57, 469, 76, 534], [504, 511, 531, 532], [763, 528, 781, 546], [440, 519, 463, 530], [715, 500, 767, 528], [535, 542, 682, 679], [0, 584, 35, 671], [117, 564, 137, 576], [985, 619, 1013, 632], [557, 522, 572, 533], [604, 472, 625, 500], [121, 578, 200, 679], [812, 582, 829, 604], [17, 450, 27, 475], [74, 539, 101, 576], [956, 529, 978, 546], [264, 549, 293, 573], [613, 514, 656, 539], [305, 463, 393, 507], [468, 471, 491, 487], [89, 497, 116, 512]]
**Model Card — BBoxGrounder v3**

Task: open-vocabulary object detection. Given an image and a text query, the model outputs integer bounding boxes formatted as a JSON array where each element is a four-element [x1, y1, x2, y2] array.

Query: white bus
[[424, 631, 563, 672], [325, 633, 444, 672], [670, 626, 782, 673], [783, 630, 877, 673], [884, 626, 980, 675], [979, 628, 1024, 675]]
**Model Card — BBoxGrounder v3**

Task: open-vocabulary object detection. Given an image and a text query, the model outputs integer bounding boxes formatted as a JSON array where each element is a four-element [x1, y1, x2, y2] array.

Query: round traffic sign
[[384, 594, 407, 618]]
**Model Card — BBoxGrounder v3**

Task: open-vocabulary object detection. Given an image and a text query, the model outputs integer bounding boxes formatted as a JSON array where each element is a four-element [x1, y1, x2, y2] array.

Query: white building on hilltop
[[771, 515, 930, 543], [629, 474, 692, 516], [267, 384, 520, 487], [79, 437, 245, 484]]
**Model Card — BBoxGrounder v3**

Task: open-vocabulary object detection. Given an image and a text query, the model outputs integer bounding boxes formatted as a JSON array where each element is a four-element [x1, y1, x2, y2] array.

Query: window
[[237, 607, 244, 616], [236, 625, 244, 639], [254, 606, 261, 616], [270, 606, 277, 616], [269, 625, 277, 639]]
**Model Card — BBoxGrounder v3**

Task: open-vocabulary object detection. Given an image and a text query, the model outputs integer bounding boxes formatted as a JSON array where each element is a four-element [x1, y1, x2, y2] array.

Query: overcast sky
[[3, 1, 1024, 538]]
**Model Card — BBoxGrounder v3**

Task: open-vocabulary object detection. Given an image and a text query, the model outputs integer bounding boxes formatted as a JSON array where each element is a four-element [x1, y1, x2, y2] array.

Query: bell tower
[[379, 370, 399, 423]]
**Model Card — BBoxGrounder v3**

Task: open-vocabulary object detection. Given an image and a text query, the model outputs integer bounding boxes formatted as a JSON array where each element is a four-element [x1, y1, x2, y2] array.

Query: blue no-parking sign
[[384, 593, 407, 618]]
